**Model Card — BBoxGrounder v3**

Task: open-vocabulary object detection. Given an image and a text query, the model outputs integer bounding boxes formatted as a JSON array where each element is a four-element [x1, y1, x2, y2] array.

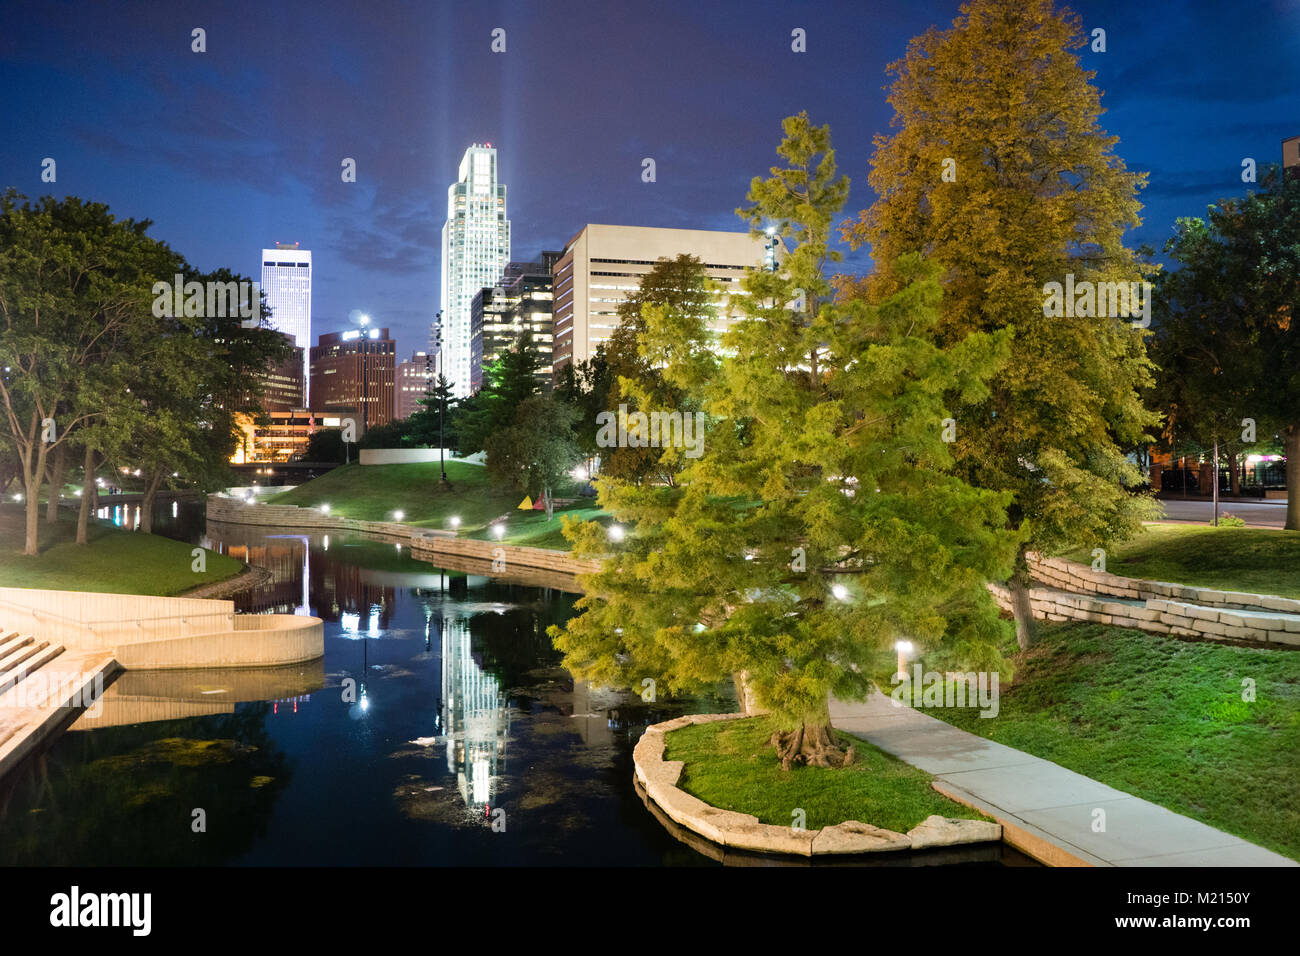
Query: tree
[[406, 374, 458, 450], [452, 331, 541, 455], [302, 428, 348, 463], [1154, 167, 1300, 526], [551, 114, 1019, 769], [847, 0, 1160, 648], [602, 256, 718, 485], [0, 193, 167, 555], [485, 394, 580, 519], [552, 350, 612, 464]]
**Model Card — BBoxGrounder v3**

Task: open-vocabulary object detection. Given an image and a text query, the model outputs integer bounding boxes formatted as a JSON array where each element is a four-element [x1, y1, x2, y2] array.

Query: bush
[[1217, 513, 1247, 528]]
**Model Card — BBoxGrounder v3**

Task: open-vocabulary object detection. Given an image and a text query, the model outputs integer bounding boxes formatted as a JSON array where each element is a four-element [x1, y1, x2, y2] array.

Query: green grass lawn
[[267, 461, 605, 550], [925, 621, 1300, 861], [664, 715, 988, 833], [0, 506, 243, 596], [1060, 523, 1300, 599]]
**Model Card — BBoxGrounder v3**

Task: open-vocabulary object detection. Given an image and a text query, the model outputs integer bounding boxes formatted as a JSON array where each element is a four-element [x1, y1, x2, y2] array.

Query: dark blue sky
[[2, 0, 1297, 358]]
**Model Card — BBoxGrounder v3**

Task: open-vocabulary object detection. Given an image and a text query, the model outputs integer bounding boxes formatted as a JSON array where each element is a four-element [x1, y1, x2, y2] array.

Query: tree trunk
[[1285, 425, 1299, 532], [45, 443, 66, 523], [1009, 562, 1038, 650], [76, 445, 98, 545], [23, 443, 48, 556], [140, 470, 163, 535], [768, 699, 854, 770], [1226, 450, 1240, 496], [543, 485, 554, 521]]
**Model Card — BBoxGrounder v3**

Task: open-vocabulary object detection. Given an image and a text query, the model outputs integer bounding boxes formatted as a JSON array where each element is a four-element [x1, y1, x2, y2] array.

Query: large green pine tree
[[552, 114, 1020, 769]]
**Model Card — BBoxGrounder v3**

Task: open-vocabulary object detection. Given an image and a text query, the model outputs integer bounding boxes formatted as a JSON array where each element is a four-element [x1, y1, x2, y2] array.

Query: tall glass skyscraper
[[438, 144, 510, 397], [261, 243, 312, 404]]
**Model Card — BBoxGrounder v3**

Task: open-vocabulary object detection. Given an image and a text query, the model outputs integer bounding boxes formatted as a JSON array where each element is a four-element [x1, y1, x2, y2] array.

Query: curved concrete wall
[[0, 586, 324, 669]]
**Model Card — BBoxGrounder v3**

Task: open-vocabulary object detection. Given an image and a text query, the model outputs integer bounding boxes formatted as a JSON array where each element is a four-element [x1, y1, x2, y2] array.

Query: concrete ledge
[[931, 779, 1106, 867], [633, 713, 1002, 858], [207, 495, 602, 577]]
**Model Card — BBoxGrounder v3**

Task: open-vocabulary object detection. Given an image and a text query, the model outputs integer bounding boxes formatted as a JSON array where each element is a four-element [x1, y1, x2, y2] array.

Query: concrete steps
[[0, 631, 65, 696]]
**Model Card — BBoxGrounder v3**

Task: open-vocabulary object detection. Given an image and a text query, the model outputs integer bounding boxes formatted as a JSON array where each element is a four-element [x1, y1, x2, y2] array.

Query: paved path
[[830, 691, 1297, 867]]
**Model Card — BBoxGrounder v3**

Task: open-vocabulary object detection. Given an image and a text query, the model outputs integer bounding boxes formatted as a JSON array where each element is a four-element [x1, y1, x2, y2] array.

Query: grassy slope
[[664, 716, 987, 833], [0, 507, 243, 596], [928, 621, 1300, 861], [1060, 524, 1300, 599], [267, 461, 607, 549]]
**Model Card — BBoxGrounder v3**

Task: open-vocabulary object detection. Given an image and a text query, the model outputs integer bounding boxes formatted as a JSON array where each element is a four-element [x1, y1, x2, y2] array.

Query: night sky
[[2, 0, 1297, 358]]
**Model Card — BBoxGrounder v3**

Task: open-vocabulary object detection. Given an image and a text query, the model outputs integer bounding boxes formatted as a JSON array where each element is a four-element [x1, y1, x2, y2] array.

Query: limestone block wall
[[986, 582, 1300, 648], [1027, 554, 1300, 615]]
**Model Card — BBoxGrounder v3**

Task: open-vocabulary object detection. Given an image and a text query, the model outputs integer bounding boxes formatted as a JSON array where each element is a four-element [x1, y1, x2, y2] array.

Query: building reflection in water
[[439, 616, 508, 813]]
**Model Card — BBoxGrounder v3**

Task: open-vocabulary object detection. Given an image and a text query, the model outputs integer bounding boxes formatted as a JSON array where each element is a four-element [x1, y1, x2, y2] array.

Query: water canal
[[0, 501, 1034, 866]]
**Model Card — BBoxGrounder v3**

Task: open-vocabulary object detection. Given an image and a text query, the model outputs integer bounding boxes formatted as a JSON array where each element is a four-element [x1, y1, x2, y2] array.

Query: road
[[1156, 498, 1289, 529]]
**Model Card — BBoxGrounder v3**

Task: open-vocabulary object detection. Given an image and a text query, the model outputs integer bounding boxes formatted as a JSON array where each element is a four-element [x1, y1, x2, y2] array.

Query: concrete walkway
[[831, 691, 1298, 867]]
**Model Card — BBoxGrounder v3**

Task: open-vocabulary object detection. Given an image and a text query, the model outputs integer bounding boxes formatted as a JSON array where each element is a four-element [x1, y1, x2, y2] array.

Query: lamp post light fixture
[[894, 640, 914, 681]]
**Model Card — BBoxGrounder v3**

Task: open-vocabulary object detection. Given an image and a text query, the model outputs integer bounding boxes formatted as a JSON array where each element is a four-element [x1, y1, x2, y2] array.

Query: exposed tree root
[[769, 723, 856, 770]]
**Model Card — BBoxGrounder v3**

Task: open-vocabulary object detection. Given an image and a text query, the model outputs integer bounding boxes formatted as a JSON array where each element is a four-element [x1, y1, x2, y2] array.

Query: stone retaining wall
[[987, 582, 1300, 647], [1028, 553, 1300, 615], [206, 495, 602, 577], [633, 713, 1001, 857]]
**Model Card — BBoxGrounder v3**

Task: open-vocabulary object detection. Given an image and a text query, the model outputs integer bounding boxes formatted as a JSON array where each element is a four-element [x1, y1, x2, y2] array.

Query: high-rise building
[[261, 243, 312, 400], [438, 144, 511, 398], [551, 224, 768, 371], [395, 351, 435, 419], [310, 327, 397, 428], [1285, 136, 1300, 180], [256, 331, 305, 412], [469, 253, 559, 392]]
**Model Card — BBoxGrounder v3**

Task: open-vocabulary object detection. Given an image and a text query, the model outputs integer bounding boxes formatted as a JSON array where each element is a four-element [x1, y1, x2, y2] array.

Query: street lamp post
[[434, 310, 451, 489]]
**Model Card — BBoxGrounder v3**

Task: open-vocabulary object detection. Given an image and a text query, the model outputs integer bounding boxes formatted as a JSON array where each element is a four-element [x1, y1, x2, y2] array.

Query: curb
[[633, 713, 1002, 858]]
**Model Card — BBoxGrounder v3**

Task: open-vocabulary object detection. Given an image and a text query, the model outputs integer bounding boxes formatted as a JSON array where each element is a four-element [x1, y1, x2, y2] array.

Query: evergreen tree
[[848, 0, 1160, 647], [551, 114, 1019, 769]]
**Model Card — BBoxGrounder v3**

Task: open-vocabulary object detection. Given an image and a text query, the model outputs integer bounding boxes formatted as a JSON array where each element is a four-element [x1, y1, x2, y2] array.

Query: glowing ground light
[[393, 510, 405, 521], [832, 583, 849, 601], [449, 516, 461, 529], [493, 524, 505, 539], [320, 503, 330, 513], [895, 640, 914, 653], [609, 524, 625, 542]]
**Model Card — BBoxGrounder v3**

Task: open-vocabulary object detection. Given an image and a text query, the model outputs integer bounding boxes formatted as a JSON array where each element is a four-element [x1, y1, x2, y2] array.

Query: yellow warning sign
[[518, 496, 533, 510]]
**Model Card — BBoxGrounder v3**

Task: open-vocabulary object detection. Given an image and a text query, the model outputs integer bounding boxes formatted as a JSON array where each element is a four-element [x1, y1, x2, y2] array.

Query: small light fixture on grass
[[493, 524, 505, 540], [393, 510, 405, 521], [320, 503, 331, 514], [449, 516, 461, 529], [831, 583, 849, 601], [609, 524, 625, 542]]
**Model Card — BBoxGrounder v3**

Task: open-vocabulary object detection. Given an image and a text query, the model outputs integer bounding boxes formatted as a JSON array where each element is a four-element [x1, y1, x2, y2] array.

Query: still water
[[0, 501, 1032, 866]]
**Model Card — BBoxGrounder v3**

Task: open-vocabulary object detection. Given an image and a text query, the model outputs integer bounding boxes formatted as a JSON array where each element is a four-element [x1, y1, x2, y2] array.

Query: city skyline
[[2, 0, 1297, 360]]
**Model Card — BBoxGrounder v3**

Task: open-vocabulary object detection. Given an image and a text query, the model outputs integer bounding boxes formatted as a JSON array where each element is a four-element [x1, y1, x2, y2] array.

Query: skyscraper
[[551, 224, 767, 371], [261, 242, 312, 403], [438, 144, 510, 398], [310, 327, 397, 428]]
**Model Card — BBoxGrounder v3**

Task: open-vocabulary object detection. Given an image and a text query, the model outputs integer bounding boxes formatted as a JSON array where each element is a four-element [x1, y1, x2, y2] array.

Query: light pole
[[433, 310, 451, 489]]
